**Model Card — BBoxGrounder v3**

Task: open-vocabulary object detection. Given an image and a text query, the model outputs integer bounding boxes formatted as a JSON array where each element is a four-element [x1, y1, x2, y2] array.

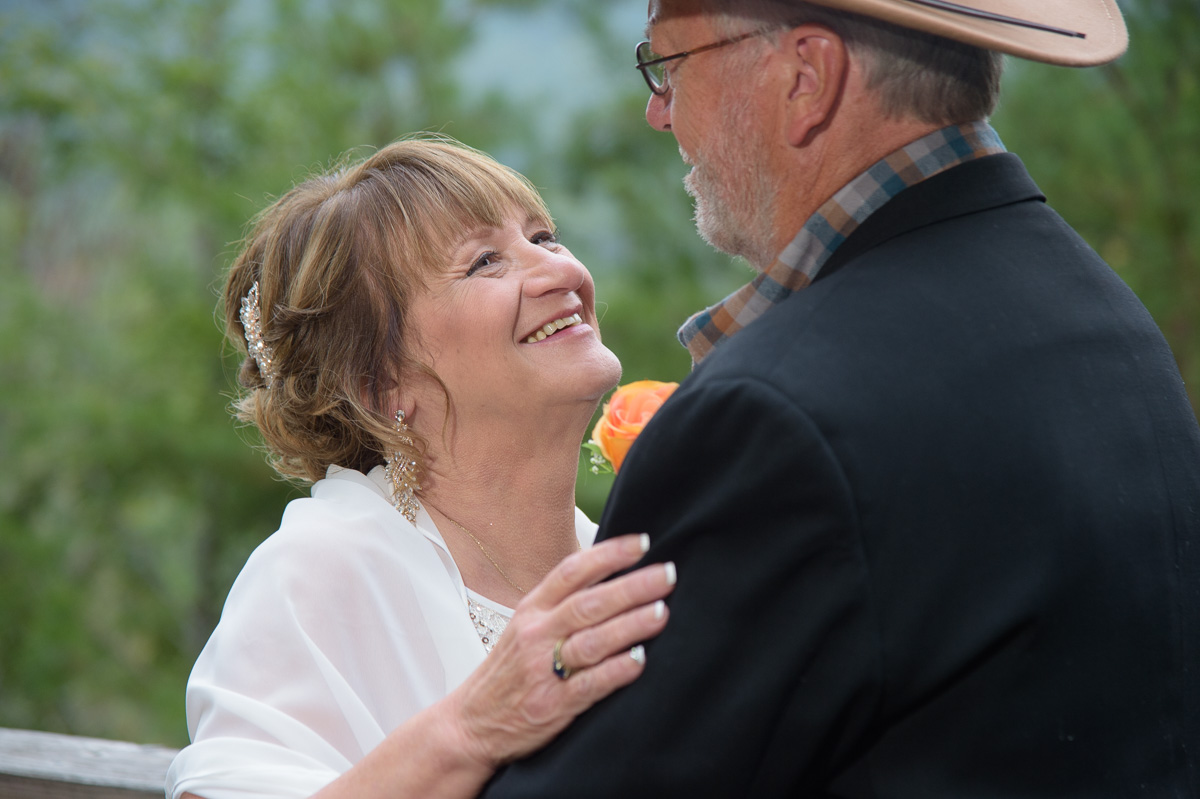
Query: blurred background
[[0, 0, 1195, 749]]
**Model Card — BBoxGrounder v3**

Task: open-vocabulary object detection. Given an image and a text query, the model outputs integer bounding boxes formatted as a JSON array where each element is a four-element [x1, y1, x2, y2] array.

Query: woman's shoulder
[[275, 465, 395, 535], [252, 466, 413, 558], [199, 468, 476, 691], [226, 467, 452, 618], [176, 472, 478, 798]]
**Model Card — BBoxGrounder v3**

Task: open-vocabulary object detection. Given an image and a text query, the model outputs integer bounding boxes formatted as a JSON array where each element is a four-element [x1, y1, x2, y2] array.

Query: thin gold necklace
[[444, 517, 528, 595]]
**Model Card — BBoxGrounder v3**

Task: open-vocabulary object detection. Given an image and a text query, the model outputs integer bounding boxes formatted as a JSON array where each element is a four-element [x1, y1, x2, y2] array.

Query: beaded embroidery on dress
[[467, 597, 511, 654]]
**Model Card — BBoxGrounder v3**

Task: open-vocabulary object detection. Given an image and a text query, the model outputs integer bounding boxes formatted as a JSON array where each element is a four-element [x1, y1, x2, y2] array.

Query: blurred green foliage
[[0, 0, 1195, 748], [992, 0, 1200, 395]]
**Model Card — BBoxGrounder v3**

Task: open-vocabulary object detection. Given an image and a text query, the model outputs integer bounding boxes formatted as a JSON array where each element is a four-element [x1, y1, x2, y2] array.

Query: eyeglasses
[[635, 29, 769, 96]]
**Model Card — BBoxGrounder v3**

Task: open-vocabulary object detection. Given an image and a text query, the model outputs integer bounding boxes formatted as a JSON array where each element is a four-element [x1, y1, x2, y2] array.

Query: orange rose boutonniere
[[584, 380, 679, 474]]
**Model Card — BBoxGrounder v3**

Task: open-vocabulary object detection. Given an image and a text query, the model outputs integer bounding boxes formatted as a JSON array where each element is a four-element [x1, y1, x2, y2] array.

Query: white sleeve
[[166, 481, 484, 799]]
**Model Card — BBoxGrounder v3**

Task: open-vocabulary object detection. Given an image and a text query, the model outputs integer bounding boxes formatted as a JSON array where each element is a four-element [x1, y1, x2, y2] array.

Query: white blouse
[[166, 465, 596, 799]]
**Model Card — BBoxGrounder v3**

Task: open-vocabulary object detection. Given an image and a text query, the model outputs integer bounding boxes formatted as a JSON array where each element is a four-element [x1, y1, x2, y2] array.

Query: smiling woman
[[165, 135, 675, 799]]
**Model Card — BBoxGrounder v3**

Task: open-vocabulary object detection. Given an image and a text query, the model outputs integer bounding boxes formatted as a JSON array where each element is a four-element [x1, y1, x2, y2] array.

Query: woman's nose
[[524, 248, 587, 297], [645, 91, 671, 132]]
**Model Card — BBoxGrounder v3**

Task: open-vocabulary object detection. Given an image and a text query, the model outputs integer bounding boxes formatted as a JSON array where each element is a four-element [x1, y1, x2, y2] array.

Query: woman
[[166, 136, 676, 799]]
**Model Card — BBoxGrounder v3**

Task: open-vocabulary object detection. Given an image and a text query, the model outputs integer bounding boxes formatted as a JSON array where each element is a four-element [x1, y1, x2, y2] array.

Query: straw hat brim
[[804, 0, 1127, 65]]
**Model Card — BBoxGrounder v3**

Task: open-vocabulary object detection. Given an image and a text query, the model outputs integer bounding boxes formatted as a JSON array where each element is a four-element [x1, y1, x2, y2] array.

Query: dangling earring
[[384, 409, 420, 524]]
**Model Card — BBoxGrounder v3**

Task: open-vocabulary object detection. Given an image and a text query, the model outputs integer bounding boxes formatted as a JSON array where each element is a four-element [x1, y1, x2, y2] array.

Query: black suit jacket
[[483, 154, 1200, 797]]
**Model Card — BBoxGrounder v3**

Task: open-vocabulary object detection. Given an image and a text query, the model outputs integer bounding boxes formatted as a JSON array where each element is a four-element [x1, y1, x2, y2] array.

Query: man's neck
[[766, 113, 944, 267]]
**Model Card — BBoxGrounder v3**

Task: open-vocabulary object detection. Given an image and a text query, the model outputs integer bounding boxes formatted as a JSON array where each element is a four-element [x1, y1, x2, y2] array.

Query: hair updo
[[223, 135, 554, 483]]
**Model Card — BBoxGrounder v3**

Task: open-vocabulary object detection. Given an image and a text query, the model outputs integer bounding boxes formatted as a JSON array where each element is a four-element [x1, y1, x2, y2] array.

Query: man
[[483, 0, 1200, 795]]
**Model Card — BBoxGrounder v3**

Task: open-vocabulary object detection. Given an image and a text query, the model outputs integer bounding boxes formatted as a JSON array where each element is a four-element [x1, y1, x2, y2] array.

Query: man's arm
[[482, 375, 882, 797]]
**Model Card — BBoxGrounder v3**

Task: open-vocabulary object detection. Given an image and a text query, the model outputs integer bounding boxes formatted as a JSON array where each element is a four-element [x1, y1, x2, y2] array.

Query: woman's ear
[[361, 373, 409, 423], [781, 25, 849, 147]]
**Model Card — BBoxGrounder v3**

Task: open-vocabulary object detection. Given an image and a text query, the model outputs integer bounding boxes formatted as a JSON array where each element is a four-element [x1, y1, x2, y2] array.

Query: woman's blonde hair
[[223, 135, 553, 483]]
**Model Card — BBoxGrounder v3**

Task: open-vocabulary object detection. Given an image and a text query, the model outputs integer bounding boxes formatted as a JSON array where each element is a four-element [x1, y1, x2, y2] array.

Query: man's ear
[[781, 25, 848, 147]]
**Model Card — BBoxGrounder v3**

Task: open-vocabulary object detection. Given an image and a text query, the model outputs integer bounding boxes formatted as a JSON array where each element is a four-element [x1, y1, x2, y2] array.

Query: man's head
[[640, 0, 1125, 267]]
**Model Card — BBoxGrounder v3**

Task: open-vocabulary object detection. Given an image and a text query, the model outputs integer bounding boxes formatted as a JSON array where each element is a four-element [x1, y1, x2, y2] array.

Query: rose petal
[[593, 381, 678, 473]]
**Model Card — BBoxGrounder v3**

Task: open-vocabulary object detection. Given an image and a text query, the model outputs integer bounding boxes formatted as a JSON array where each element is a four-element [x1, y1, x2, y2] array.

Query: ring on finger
[[552, 637, 573, 680]]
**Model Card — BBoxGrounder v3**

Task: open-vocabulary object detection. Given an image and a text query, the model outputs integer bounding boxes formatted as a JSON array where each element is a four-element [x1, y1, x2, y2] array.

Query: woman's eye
[[532, 230, 559, 246], [466, 252, 498, 276]]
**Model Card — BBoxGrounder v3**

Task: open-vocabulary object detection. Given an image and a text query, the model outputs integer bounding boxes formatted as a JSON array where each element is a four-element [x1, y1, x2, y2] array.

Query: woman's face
[[404, 211, 621, 432]]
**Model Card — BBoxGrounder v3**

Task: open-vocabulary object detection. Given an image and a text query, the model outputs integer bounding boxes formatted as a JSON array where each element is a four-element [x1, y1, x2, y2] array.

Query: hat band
[[901, 0, 1087, 38]]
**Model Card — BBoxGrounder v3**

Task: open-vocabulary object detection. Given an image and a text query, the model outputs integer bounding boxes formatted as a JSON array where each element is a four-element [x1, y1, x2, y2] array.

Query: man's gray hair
[[707, 0, 1004, 124]]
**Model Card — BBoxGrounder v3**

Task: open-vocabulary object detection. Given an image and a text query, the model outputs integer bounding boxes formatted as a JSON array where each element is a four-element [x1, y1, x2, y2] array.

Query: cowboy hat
[[804, 0, 1127, 65]]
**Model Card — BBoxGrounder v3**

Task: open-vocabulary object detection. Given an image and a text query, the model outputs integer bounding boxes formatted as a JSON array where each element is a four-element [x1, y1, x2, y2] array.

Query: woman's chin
[[583, 347, 623, 400]]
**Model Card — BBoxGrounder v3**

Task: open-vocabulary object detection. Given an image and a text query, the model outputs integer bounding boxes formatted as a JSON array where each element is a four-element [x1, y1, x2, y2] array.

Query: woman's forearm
[[181, 697, 494, 799], [311, 696, 495, 799]]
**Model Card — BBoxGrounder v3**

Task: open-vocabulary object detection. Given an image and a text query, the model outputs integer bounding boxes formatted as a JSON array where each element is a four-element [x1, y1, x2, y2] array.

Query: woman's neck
[[417, 413, 588, 605]]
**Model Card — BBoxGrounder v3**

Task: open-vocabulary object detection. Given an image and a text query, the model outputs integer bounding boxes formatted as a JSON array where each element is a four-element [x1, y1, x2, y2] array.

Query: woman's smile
[[524, 312, 584, 344]]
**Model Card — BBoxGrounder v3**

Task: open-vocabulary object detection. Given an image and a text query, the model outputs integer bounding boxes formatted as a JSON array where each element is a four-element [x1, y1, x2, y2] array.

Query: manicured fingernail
[[653, 600, 666, 620], [630, 645, 646, 665], [664, 561, 677, 586], [638, 533, 650, 553]]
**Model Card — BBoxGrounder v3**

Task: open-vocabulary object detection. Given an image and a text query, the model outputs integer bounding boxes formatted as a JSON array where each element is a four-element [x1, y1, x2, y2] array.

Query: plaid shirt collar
[[677, 121, 1007, 365]]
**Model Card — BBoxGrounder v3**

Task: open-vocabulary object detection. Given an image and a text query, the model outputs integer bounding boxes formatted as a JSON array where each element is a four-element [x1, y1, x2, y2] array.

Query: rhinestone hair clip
[[240, 281, 278, 387]]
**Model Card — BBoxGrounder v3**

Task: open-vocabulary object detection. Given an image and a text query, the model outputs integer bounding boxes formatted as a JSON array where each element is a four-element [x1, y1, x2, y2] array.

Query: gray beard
[[684, 158, 777, 270], [679, 97, 778, 271]]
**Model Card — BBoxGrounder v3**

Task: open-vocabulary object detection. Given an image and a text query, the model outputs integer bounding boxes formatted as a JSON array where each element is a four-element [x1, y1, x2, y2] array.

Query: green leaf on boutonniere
[[582, 439, 614, 475]]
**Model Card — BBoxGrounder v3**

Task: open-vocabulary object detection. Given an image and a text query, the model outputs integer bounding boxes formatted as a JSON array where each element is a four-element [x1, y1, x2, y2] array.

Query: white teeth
[[525, 313, 583, 344]]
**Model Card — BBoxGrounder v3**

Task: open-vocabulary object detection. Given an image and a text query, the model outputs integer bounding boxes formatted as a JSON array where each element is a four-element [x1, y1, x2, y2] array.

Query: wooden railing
[[0, 727, 178, 798]]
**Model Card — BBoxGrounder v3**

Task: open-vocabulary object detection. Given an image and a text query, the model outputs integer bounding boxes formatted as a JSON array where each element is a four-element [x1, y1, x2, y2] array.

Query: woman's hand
[[186, 535, 673, 799], [444, 534, 675, 769]]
